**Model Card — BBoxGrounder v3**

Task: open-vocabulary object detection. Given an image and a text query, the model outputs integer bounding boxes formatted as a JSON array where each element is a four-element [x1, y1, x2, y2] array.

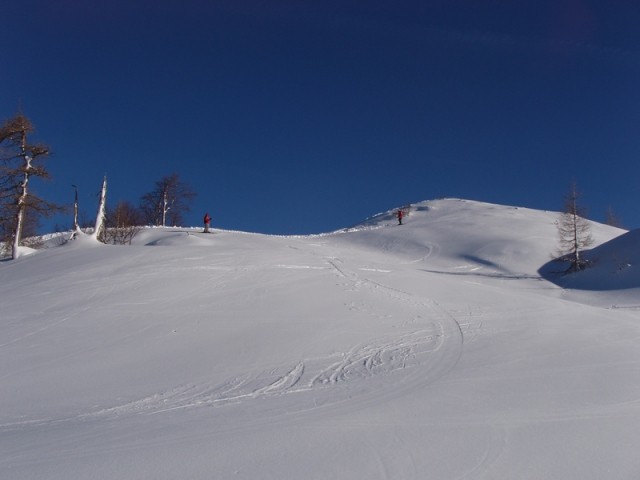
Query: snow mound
[[342, 198, 621, 279], [542, 228, 640, 291]]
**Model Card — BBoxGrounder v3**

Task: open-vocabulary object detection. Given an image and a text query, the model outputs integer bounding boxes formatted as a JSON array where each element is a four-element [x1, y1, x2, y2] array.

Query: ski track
[[68, 328, 442, 420], [127, 249, 465, 418], [0, 245, 465, 434], [0, 327, 445, 432], [452, 426, 507, 480]]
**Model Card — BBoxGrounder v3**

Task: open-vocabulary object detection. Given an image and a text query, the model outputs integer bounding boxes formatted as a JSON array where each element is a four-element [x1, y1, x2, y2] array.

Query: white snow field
[[2, 198, 640, 479]]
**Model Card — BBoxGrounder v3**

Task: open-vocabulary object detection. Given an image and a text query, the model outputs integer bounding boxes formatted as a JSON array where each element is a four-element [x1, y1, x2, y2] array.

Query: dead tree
[[93, 176, 107, 241]]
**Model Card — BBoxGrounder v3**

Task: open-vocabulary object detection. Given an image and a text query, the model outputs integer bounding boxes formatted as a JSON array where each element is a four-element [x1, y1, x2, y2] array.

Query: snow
[[2, 198, 640, 479]]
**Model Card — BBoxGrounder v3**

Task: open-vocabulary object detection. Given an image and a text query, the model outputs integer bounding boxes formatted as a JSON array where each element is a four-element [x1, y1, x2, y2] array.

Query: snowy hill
[[2, 199, 640, 479], [547, 228, 640, 291]]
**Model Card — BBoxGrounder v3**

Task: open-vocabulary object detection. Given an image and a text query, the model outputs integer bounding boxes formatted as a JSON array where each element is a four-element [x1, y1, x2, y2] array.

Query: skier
[[203, 212, 211, 233], [397, 209, 404, 225]]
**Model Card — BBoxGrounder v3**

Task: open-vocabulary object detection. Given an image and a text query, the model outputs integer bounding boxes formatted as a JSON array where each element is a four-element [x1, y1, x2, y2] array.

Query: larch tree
[[556, 182, 594, 272], [605, 206, 623, 229], [140, 173, 196, 227], [0, 114, 58, 259]]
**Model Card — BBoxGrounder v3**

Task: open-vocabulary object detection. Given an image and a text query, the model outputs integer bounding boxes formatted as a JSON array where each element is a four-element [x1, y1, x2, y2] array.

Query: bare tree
[[102, 201, 143, 245], [605, 206, 623, 229], [140, 173, 196, 227], [93, 176, 107, 241], [72, 184, 79, 232], [556, 182, 594, 272], [0, 114, 59, 259]]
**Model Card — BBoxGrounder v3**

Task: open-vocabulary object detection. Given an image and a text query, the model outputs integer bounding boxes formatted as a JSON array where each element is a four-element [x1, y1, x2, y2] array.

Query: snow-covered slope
[[554, 228, 640, 290], [1, 199, 639, 479]]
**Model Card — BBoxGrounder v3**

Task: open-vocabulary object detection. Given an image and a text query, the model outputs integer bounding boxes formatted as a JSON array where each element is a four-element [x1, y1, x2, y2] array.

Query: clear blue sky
[[2, 1, 640, 234]]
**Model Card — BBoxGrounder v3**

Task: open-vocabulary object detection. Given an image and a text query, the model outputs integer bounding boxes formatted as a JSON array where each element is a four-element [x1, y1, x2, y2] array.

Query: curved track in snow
[[97, 249, 464, 425], [0, 244, 464, 436]]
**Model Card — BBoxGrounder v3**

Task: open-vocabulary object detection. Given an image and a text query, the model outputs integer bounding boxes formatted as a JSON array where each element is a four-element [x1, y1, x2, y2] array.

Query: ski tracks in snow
[[63, 327, 445, 421], [1, 246, 465, 434], [0, 328, 457, 431], [102, 251, 464, 419]]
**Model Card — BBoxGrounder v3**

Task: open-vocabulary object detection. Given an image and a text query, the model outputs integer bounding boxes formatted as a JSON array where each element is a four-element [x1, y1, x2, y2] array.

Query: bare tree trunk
[[162, 189, 168, 227], [571, 199, 580, 268], [11, 162, 31, 259], [11, 132, 30, 260], [73, 185, 79, 233], [93, 176, 107, 241]]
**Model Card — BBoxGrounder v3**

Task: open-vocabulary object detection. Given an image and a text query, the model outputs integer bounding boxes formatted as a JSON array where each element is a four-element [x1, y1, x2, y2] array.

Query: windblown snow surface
[[2, 198, 640, 479]]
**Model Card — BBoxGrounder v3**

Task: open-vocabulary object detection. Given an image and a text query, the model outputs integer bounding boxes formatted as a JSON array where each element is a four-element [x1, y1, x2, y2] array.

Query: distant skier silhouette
[[203, 212, 211, 233], [397, 209, 403, 225]]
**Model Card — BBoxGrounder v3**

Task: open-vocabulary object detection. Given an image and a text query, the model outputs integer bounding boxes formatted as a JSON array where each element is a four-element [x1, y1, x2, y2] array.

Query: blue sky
[[2, 1, 640, 234]]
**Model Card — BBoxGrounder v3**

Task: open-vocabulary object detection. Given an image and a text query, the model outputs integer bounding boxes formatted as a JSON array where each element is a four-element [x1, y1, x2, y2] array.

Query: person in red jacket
[[397, 209, 403, 225], [203, 212, 211, 233]]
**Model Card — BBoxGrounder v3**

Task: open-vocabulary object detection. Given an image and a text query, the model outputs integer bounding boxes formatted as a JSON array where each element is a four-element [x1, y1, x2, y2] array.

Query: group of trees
[[1, 113, 198, 255], [98, 173, 197, 244]]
